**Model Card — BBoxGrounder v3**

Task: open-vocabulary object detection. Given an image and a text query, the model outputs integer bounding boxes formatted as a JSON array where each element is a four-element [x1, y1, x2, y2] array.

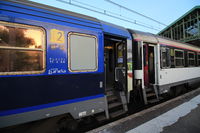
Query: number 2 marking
[[57, 32, 62, 41], [50, 29, 65, 43]]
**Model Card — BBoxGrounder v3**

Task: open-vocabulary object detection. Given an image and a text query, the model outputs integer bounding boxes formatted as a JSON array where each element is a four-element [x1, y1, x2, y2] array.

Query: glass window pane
[[189, 60, 195, 66], [175, 50, 183, 58], [161, 48, 171, 68], [0, 22, 45, 74], [188, 53, 194, 59], [0, 25, 43, 49], [175, 59, 184, 67], [162, 51, 166, 67], [166, 48, 171, 67], [69, 33, 98, 72], [188, 52, 195, 66], [175, 50, 184, 67], [0, 50, 43, 72]]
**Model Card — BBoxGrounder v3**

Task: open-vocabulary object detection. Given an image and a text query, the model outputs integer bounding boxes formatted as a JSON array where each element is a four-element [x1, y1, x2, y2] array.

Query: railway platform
[[88, 87, 200, 133]]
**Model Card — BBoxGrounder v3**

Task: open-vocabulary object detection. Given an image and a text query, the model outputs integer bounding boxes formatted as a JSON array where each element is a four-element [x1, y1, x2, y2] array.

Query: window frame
[[0, 21, 46, 75], [187, 51, 195, 67], [174, 49, 184, 67], [67, 32, 98, 72], [161, 47, 171, 69], [197, 53, 200, 66]]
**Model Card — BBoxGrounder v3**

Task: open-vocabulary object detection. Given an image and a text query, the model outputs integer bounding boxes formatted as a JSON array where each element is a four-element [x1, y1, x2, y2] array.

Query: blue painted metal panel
[[0, 0, 105, 117]]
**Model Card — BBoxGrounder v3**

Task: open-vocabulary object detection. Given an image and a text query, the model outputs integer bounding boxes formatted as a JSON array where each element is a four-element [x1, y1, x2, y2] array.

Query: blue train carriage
[[129, 29, 200, 104], [0, 0, 107, 128]]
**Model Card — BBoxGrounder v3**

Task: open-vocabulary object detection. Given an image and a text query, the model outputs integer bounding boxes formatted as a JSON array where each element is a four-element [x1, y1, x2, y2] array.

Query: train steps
[[96, 88, 127, 122], [145, 86, 159, 104]]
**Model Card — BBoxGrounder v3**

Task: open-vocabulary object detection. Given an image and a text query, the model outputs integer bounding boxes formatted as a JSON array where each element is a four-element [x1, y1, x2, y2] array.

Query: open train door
[[103, 35, 128, 119], [143, 43, 158, 104], [129, 29, 159, 105], [143, 43, 155, 86], [98, 21, 132, 121]]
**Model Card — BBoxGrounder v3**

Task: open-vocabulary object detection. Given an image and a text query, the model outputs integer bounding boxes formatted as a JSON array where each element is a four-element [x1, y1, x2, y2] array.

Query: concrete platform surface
[[88, 88, 200, 133]]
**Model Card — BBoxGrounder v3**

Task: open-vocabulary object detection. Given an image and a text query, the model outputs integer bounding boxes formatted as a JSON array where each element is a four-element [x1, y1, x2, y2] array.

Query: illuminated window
[[188, 52, 195, 66], [0, 22, 45, 74], [174, 49, 184, 67], [68, 32, 98, 72]]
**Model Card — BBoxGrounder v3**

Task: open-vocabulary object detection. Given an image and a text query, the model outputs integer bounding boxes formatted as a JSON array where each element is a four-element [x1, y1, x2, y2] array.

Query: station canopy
[[158, 6, 200, 47]]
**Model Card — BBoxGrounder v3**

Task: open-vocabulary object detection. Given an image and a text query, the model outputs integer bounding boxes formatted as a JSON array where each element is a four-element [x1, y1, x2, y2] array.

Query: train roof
[[0, 0, 102, 31], [100, 21, 132, 39], [0, 0, 131, 39], [129, 29, 200, 52], [4, 0, 99, 22], [1, 0, 132, 39]]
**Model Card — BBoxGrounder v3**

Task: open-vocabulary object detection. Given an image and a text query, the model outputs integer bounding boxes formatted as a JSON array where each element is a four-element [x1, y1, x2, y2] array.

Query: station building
[[158, 6, 200, 47]]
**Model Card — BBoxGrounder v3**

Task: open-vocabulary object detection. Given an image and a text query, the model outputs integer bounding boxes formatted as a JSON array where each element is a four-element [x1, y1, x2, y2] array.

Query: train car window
[[68, 32, 98, 72], [174, 49, 184, 67], [0, 22, 45, 74], [161, 47, 171, 68], [198, 53, 200, 66], [188, 52, 195, 66], [170, 48, 175, 67], [184, 51, 188, 67], [143, 46, 146, 66]]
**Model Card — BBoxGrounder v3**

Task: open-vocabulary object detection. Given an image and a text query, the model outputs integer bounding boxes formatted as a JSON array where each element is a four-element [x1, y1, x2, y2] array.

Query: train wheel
[[169, 87, 176, 98], [56, 115, 78, 132], [175, 84, 187, 96], [175, 85, 182, 96]]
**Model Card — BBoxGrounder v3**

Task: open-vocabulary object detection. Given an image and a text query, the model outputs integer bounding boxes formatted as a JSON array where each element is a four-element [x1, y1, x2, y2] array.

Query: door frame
[[143, 43, 156, 87], [104, 34, 127, 92]]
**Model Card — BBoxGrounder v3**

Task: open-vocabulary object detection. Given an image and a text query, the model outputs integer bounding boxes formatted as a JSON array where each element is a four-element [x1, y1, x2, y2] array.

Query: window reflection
[[0, 22, 45, 74], [0, 50, 43, 72], [0, 25, 43, 48]]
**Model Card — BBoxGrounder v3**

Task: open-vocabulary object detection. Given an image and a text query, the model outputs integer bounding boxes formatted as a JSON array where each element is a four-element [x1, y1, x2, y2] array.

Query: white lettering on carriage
[[49, 58, 66, 64], [48, 68, 66, 74]]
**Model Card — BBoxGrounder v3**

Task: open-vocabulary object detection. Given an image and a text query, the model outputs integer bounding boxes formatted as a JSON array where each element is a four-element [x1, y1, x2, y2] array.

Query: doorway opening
[[104, 35, 127, 90], [143, 43, 155, 87]]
